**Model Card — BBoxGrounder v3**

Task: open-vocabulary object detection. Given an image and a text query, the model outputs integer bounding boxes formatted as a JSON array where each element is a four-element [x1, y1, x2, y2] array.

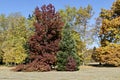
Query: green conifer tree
[[57, 24, 80, 71]]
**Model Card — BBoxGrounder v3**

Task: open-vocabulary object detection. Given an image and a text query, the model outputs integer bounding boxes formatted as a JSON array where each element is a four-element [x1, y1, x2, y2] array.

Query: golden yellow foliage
[[92, 44, 120, 66], [99, 0, 120, 47]]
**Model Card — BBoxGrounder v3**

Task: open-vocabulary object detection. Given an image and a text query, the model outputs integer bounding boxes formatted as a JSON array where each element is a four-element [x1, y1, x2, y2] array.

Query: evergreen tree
[[71, 30, 85, 64], [57, 24, 80, 71], [59, 5, 93, 65]]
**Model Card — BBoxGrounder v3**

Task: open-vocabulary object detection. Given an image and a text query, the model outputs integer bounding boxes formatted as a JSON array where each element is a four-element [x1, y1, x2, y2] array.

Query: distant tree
[[71, 30, 85, 63], [0, 14, 8, 63], [92, 17, 102, 47], [57, 24, 80, 71], [59, 5, 93, 65], [15, 4, 63, 71], [0, 12, 36, 65], [1, 13, 28, 65], [59, 5, 93, 27], [59, 5, 93, 43]]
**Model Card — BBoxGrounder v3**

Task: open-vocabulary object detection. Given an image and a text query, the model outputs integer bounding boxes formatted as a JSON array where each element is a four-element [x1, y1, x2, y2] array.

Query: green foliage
[[59, 5, 93, 27], [59, 5, 93, 65], [57, 24, 80, 71], [71, 30, 85, 63], [59, 6, 76, 26], [59, 5, 93, 42]]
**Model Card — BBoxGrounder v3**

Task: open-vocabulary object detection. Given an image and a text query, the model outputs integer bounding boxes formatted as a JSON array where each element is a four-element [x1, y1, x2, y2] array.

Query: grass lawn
[[0, 64, 120, 80]]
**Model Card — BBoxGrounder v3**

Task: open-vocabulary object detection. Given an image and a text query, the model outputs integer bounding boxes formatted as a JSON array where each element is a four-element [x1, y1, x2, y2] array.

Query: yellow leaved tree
[[92, 0, 120, 66]]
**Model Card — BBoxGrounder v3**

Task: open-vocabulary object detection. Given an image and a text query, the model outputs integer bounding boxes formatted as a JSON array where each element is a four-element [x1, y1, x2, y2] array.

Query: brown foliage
[[14, 4, 63, 71], [65, 56, 77, 71]]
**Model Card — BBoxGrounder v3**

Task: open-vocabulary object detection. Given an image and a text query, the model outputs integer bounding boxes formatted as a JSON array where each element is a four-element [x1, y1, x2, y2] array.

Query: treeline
[[0, 4, 93, 66], [0, 13, 34, 65], [0, 0, 120, 72]]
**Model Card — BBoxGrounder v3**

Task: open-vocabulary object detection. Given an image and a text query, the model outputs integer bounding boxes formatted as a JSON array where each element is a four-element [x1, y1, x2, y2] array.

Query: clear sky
[[0, 0, 115, 24]]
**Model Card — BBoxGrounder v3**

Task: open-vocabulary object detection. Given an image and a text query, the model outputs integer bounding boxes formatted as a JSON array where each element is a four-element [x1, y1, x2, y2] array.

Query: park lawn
[[0, 65, 120, 80]]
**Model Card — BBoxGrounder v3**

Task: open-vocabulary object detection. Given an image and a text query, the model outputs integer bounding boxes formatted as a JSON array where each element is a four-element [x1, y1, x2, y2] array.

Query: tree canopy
[[92, 0, 120, 66]]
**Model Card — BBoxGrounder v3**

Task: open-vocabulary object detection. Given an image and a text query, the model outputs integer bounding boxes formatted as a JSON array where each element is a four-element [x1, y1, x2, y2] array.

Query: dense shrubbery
[[57, 24, 80, 71], [92, 44, 120, 66]]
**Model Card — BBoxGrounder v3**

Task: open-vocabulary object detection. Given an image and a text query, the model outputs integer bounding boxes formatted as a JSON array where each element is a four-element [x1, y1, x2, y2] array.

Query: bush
[[92, 44, 120, 66]]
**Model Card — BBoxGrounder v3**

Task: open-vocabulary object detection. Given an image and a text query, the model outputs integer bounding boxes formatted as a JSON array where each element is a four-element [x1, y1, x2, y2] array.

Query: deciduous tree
[[92, 0, 120, 66], [15, 4, 63, 71], [59, 5, 93, 65], [1, 13, 28, 65]]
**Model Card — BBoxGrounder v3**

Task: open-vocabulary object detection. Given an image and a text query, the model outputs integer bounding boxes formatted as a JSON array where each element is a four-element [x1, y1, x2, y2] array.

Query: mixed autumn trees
[[92, 0, 120, 66], [59, 5, 93, 65], [0, 13, 30, 65], [15, 4, 64, 71], [1, 0, 120, 72], [0, 4, 83, 72], [14, 4, 81, 71]]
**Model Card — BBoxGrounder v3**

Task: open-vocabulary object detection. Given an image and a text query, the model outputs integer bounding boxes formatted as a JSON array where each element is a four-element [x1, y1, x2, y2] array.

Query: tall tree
[[0, 14, 8, 63], [0, 12, 36, 65], [57, 24, 80, 71], [71, 30, 85, 63], [15, 4, 63, 71], [1, 13, 28, 65], [59, 5, 93, 28], [92, 0, 120, 66], [99, 0, 120, 46], [91, 17, 102, 47], [59, 5, 93, 65]]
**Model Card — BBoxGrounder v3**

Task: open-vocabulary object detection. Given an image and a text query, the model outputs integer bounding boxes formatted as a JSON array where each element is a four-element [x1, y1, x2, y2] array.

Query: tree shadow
[[87, 63, 118, 68]]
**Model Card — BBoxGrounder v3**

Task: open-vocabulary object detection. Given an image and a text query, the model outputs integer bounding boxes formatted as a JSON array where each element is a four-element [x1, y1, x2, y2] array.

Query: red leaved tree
[[14, 4, 64, 71]]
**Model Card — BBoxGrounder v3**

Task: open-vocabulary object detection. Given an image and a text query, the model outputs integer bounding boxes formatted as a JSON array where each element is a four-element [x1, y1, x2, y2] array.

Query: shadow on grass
[[87, 63, 118, 68]]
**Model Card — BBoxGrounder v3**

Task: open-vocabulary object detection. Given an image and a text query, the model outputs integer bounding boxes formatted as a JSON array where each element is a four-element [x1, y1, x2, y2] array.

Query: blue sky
[[0, 0, 115, 48], [0, 0, 115, 24]]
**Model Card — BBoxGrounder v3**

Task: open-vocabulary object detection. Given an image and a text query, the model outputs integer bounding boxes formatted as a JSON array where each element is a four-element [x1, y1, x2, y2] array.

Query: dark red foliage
[[65, 56, 77, 71], [14, 4, 63, 72]]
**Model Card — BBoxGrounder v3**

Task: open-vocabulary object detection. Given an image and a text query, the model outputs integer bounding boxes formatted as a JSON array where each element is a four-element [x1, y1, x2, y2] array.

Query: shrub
[[57, 24, 80, 71], [92, 44, 120, 66]]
